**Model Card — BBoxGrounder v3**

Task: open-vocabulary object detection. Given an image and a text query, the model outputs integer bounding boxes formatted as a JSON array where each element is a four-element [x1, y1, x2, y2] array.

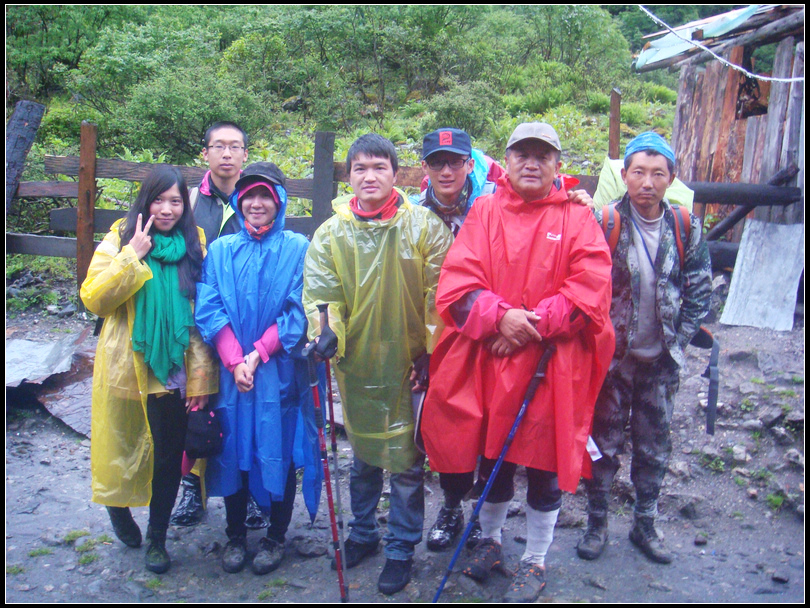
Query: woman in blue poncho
[[195, 162, 321, 576]]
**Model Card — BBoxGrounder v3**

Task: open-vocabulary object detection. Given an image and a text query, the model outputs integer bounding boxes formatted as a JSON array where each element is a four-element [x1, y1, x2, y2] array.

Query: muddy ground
[[5, 293, 805, 603]]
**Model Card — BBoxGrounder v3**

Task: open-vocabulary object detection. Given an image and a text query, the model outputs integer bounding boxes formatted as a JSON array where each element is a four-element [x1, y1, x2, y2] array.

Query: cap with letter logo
[[422, 127, 472, 159]]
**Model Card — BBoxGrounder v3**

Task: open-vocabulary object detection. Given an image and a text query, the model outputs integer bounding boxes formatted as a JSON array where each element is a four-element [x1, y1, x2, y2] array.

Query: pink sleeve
[[253, 324, 281, 363], [534, 294, 587, 339], [459, 291, 512, 340], [214, 324, 244, 373]]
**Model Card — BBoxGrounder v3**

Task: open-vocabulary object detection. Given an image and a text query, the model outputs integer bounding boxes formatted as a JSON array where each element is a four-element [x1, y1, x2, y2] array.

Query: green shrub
[[586, 92, 611, 114], [642, 83, 677, 104], [621, 102, 647, 127], [427, 81, 504, 139]]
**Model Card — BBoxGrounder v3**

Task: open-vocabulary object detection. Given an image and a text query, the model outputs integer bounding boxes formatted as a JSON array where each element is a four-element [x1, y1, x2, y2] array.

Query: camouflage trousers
[[585, 353, 680, 519]]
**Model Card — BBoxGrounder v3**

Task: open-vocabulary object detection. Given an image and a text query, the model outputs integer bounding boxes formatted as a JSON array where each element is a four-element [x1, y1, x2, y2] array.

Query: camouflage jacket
[[596, 194, 712, 370]]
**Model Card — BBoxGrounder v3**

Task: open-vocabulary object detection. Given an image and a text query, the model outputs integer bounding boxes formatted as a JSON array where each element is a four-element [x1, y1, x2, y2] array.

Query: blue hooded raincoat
[[195, 176, 322, 520]]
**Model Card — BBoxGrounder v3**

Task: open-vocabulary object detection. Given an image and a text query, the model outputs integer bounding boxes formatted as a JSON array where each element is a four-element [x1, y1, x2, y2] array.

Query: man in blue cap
[[577, 132, 712, 564]]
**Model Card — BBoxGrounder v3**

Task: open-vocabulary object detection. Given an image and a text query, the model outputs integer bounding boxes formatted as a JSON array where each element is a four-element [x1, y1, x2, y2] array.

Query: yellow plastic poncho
[[303, 191, 453, 472], [80, 220, 218, 507]]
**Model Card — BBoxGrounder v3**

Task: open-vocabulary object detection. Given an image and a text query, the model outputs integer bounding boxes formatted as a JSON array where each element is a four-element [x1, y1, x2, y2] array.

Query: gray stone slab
[[720, 219, 804, 331]]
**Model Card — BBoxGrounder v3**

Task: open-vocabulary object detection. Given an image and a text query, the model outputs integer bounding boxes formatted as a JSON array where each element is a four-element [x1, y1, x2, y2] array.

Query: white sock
[[521, 506, 559, 567], [478, 501, 510, 544]]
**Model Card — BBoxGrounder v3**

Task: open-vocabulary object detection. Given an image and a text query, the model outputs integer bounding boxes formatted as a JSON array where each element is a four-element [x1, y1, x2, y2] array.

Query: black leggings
[[224, 464, 297, 542], [146, 391, 188, 530], [440, 457, 562, 512]]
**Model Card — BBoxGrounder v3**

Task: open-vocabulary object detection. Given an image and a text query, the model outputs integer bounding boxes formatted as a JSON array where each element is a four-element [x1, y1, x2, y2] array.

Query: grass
[[700, 454, 726, 473], [28, 548, 53, 557], [63, 530, 91, 544], [753, 468, 773, 483], [777, 390, 797, 399], [740, 398, 755, 412], [75, 539, 99, 553], [258, 580, 287, 600], [78, 553, 100, 565], [790, 376, 803, 385], [145, 578, 163, 590], [733, 477, 747, 487], [765, 494, 785, 511], [7, 565, 25, 575], [751, 377, 765, 385]]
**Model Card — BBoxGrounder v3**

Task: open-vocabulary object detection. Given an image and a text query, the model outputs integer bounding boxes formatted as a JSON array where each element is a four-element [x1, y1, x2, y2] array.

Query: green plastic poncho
[[593, 157, 694, 211], [303, 191, 453, 473]]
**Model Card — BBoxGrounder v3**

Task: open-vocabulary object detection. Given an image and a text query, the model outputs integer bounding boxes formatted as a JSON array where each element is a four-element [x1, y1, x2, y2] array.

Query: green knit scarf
[[131, 230, 194, 386]]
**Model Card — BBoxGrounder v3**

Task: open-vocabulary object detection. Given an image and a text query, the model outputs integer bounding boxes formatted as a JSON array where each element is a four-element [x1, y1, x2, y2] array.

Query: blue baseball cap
[[422, 128, 472, 159], [625, 132, 675, 165]]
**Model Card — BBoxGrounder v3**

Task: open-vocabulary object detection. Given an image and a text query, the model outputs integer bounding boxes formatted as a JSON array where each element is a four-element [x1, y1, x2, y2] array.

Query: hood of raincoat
[[228, 162, 289, 235]]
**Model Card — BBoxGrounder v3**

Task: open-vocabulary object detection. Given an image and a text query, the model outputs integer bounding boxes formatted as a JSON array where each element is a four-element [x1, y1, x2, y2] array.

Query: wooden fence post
[[609, 88, 622, 160], [76, 121, 98, 292], [6, 100, 45, 215], [312, 131, 336, 233]]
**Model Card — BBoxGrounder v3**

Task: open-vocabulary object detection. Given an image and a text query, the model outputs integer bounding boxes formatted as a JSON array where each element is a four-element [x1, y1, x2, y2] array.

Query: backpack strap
[[189, 187, 200, 211], [601, 204, 621, 255], [669, 204, 691, 272]]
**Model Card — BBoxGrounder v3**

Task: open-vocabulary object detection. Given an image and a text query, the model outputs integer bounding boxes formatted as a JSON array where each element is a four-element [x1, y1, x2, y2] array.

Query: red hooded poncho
[[422, 175, 614, 493]]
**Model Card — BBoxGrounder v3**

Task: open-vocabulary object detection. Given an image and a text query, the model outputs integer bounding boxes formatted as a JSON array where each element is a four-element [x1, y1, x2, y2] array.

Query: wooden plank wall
[[672, 40, 804, 239]]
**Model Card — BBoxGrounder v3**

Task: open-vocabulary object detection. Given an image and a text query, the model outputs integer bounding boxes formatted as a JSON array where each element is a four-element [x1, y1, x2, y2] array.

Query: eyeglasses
[[207, 144, 246, 153], [426, 157, 470, 171]]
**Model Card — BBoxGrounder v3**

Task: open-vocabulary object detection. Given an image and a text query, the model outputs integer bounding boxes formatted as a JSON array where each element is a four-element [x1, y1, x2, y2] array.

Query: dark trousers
[[225, 464, 297, 543], [440, 457, 562, 512], [146, 391, 188, 531]]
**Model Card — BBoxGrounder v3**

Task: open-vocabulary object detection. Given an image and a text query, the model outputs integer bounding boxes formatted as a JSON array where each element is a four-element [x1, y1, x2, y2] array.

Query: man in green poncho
[[303, 134, 453, 596]]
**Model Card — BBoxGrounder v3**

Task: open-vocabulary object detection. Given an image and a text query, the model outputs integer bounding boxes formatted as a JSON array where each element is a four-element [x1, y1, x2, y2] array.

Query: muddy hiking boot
[[170, 474, 205, 527], [576, 515, 608, 560], [461, 538, 504, 582], [222, 535, 248, 573], [629, 516, 673, 564], [332, 537, 380, 570], [107, 506, 142, 548], [466, 519, 483, 550], [252, 537, 285, 575], [503, 561, 546, 603], [427, 505, 464, 551], [145, 525, 170, 574], [378, 558, 413, 595]]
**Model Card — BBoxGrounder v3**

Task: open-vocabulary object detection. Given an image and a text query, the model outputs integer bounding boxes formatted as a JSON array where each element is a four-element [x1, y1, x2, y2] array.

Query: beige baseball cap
[[506, 122, 562, 152]]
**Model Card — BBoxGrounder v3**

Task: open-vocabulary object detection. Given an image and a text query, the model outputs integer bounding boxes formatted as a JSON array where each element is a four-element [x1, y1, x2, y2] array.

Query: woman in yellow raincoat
[[81, 166, 218, 574]]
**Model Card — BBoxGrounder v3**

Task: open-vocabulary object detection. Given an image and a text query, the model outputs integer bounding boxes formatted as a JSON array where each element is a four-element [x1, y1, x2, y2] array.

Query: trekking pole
[[320, 305, 349, 598], [303, 320, 348, 603], [433, 343, 556, 604]]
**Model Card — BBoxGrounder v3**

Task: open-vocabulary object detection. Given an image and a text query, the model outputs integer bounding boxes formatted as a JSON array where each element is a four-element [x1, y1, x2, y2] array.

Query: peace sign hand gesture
[[130, 213, 155, 260]]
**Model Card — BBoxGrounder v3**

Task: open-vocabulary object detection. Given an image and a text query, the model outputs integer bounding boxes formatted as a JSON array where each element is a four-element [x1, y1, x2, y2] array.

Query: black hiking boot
[[576, 515, 608, 560], [378, 558, 412, 595], [629, 516, 673, 564], [466, 519, 483, 550], [107, 506, 142, 548], [145, 525, 171, 574], [427, 505, 464, 552], [170, 474, 205, 527], [331, 537, 379, 570]]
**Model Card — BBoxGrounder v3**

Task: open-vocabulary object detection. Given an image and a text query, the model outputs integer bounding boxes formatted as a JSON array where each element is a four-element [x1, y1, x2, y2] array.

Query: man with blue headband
[[577, 132, 711, 565]]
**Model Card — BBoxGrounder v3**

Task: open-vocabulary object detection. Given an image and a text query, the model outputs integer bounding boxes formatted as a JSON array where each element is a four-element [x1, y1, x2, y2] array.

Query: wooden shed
[[636, 5, 804, 242]]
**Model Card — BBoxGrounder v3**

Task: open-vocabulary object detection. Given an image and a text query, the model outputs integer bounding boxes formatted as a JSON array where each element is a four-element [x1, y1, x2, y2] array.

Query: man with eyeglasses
[[416, 128, 597, 556], [421, 122, 614, 602], [172, 121, 268, 530]]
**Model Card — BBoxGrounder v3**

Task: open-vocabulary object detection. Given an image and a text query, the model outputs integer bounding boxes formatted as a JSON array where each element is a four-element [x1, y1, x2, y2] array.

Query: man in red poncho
[[422, 122, 614, 602]]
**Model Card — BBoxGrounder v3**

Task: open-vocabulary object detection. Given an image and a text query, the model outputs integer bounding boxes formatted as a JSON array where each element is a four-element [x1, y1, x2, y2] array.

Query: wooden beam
[[6, 233, 100, 258], [312, 131, 336, 229], [50, 207, 126, 233], [333, 162, 425, 188], [609, 89, 621, 160], [6, 100, 45, 214], [16, 181, 80, 198], [76, 122, 97, 291], [43, 155, 316, 200]]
